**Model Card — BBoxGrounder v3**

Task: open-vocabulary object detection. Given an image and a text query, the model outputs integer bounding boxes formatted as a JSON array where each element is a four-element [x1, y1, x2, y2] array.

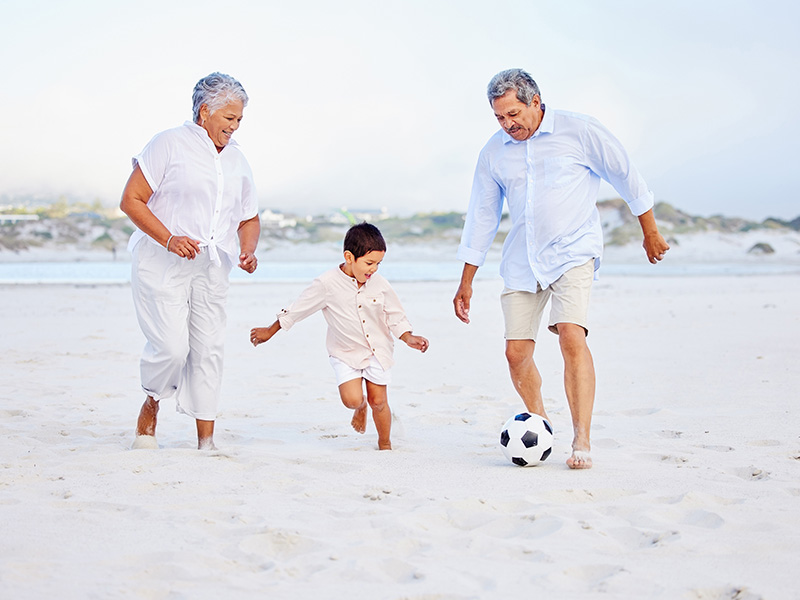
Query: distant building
[[339, 206, 390, 223], [0, 214, 39, 222], [260, 209, 297, 229]]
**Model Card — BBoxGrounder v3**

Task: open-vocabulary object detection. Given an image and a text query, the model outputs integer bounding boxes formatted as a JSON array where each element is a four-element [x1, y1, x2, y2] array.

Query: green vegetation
[[1, 196, 797, 254]]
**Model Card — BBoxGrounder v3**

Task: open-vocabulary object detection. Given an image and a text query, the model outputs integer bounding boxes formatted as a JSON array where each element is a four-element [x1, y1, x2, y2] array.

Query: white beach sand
[[1, 272, 799, 599]]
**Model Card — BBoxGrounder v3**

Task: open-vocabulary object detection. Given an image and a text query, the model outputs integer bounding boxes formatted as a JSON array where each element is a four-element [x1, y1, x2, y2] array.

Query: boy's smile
[[342, 250, 385, 286]]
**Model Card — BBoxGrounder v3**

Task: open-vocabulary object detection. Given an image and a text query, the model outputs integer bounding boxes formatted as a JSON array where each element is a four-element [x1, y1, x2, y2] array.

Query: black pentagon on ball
[[500, 430, 510, 447], [543, 419, 553, 435], [540, 447, 552, 461], [521, 431, 539, 448], [514, 412, 532, 422], [512, 456, 528, 467]]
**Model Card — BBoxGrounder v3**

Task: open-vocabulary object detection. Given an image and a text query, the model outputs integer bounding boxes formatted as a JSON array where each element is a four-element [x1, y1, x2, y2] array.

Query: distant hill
[[1, 199, 798, 260]]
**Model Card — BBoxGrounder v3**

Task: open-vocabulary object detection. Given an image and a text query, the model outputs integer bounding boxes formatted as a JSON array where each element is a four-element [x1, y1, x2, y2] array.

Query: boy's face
[[343, 250, 385, 285]]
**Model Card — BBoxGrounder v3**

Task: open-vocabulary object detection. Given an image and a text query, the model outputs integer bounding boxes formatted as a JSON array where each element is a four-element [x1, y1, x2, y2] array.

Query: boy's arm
[[250, 320, 281, 347], [400, 331, 429, 353]]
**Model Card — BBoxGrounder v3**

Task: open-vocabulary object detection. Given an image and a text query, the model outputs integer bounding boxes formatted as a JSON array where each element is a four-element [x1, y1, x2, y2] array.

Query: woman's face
[[199, 99, 244, 150]]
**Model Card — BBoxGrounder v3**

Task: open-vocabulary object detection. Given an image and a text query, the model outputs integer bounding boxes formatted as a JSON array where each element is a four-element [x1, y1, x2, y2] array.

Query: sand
[[1, 273, 799, 599]]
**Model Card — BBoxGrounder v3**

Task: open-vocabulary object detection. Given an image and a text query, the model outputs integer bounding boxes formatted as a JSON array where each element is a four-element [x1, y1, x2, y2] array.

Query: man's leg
[[505, 339, 551, 423], [556, 322, 595, 469]]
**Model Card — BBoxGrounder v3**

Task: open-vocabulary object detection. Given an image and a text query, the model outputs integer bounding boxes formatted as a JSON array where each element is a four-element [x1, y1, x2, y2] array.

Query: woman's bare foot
[[196, 419, 216, 450], [198, 437, 218, 450], [378, 440, 392, 451], [567, 449, 592, 469], [136, 396, 159, 436], [132, 396, 159, 449]]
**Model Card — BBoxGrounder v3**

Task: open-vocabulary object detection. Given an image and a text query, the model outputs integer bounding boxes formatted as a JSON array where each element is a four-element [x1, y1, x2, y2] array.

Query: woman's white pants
[[131, 240, 231, 421]]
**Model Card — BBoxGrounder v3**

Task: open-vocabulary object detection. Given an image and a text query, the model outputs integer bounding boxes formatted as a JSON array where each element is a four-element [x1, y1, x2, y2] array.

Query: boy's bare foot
[[378, 440, 392, 451], [351, 398, 368, 434], [567, 450, 592, 469], [351, 404, 368, 434]]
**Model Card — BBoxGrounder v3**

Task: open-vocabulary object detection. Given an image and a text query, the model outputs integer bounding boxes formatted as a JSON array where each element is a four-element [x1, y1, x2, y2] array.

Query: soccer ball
[[499, 412, 553, 467]]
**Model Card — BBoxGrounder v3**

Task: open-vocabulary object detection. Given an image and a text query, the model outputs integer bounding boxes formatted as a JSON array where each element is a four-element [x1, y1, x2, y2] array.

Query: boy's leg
[[338, 378, 368, 433], [365, 380, 391, 450]]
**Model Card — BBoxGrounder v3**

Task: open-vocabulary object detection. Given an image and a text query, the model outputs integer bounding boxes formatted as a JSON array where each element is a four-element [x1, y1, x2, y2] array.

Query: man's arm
[[637, 208, 670, 264], [453, 263, 479, 324]]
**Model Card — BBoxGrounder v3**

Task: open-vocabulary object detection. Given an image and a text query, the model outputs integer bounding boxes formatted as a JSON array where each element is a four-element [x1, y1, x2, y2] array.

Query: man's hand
[[637, 208, 670, 264], [454, 264, 478, 324], [643, 233, 670, 264], [453, 282, 472, 324]]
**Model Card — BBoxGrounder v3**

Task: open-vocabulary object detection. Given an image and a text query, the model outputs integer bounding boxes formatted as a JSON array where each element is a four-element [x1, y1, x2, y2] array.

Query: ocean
[[0, 260, 798, 285]]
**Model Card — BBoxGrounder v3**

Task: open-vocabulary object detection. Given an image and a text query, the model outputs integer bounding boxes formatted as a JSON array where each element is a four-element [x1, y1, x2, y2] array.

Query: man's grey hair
[[487, 68, 541, 106], [192, 72, 249, 122]]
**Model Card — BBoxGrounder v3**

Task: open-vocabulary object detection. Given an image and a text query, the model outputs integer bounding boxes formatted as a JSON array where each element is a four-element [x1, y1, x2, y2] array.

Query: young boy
[[250, 223, 429, 450]]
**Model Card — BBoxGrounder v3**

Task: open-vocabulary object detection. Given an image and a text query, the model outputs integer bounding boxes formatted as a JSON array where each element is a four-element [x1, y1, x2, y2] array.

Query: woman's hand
[[167, 235, 202, 260], [238, 251, 258, 273]]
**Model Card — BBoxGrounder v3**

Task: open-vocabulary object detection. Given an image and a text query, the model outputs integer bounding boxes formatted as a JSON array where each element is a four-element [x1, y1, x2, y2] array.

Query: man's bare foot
[[567, 450, 592, 469], [136, 396, 159, 436], [351, 398, 368, 434], [378, 440, 392, 451]]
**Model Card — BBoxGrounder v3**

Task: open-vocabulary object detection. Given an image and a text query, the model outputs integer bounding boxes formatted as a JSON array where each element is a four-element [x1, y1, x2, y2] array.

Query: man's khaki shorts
[[501, 259, 594, 341]]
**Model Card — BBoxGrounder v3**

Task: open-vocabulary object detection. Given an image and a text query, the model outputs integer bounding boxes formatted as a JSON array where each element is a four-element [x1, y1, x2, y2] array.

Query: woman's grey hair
[[487, 69, 541, 106], [192, 72, 249, 122]]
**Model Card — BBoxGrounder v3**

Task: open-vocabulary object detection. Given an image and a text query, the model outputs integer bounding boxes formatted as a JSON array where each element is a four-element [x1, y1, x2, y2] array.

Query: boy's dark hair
[[344, 222, 386, 259]]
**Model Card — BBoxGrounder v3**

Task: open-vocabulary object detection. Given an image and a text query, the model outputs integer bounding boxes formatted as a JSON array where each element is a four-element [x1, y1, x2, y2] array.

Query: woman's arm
[[119, 165, 201, 258], [237, 215, 260, 272]]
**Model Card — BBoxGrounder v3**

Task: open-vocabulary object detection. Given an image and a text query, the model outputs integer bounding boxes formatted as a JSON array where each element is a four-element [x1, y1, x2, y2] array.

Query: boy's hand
[[250, 322, 280, 347], [401, 332, 429, 353]]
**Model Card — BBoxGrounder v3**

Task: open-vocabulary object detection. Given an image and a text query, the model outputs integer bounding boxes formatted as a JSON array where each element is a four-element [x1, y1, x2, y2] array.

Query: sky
[[1, 0, 798, 221]]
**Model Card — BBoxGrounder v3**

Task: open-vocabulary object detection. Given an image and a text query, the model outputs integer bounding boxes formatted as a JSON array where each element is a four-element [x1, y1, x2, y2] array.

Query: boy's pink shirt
[[277, 266, 413, 371]]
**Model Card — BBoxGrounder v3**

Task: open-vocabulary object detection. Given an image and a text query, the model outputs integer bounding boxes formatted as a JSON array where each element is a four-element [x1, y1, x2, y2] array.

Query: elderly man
[[453, 68, 669, 469]]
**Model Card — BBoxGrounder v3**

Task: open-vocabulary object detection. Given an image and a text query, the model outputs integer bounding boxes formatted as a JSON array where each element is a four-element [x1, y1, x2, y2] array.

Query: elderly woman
[[120, 72, 261, 450]]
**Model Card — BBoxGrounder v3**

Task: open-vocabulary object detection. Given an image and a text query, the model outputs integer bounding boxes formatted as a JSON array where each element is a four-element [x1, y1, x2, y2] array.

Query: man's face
[[492, 90, 543, 141]]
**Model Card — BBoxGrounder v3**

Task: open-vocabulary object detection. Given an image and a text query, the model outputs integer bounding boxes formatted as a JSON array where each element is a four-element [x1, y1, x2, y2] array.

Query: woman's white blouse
[[127, 121, 259, 267]]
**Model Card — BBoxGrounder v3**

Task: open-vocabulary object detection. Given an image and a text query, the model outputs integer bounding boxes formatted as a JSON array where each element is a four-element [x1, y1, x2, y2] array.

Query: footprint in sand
[[621, 407, 660, 416], [683, 509, 725, 529], [733, 466, 770, 481]]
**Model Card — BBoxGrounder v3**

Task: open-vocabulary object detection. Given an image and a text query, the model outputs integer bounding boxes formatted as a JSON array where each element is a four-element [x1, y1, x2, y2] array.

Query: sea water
[[0, 260, 798, 285]]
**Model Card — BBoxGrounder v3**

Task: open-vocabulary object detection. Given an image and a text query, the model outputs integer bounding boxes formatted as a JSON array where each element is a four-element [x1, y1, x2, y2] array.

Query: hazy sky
[[1, 0, 797, 220]]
